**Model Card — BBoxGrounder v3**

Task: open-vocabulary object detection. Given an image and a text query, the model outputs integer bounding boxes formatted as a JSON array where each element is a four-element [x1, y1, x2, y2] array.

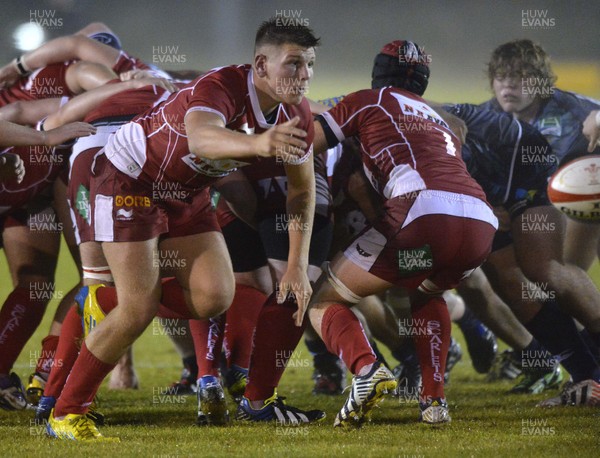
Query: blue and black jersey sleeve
[[446, 103, 523, 149]]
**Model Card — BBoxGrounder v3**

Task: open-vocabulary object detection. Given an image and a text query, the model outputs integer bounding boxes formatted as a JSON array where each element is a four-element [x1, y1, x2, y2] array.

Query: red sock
[[95, 286, 118, 314], [0, 287, 48, 374], [54, 342, 115, 417], [244, 293, 307, 401], [190, 315, 225, 378], [320, 303, 376, 375], [411, 296, 450, 402], [44, 306, 83, 398], [93, 282, 192, 320], [224, 284, 266, 369], [35, 335, 59, 376], [158, 278, 194, 319]]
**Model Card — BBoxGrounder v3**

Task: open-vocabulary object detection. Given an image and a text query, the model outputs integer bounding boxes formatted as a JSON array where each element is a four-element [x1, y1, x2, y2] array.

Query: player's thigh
[[261, 213, 333, 283], [234, 266, 273, 296], [222, 218, 272, 293], [101, 238, 161, 314], [512, 206, 566, 273], [565, 217, 600, 270], [160, 231, 235, 313], [482, 246, 531, 307], [267, 258, 323, 284]]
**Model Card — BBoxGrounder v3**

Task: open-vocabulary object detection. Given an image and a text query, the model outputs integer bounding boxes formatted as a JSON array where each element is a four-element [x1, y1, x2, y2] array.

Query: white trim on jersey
[[383, 164, 426, 199], [320, 111, 345, 143], [343, 190, 498, 276], [67, 202, 81, 246], [418, 279, 445, 295], [153, 88, 173, 106], [185, 106, 226, 125], [401, 190, 498, 230], [248, 70, 282, 129], [574, 92, 600, 106], [325, 144, 343, 178], [320, 88, 422, 168], [104, 123, 148, 179], [502, 120, 522, 205], [70, 125, 122, 177]]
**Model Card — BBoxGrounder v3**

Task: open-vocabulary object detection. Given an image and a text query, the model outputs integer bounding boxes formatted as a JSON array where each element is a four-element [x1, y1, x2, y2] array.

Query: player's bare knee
[[205, 292, 234, 318], [190, 286, 233, 319], [520, 260, 562, 289]]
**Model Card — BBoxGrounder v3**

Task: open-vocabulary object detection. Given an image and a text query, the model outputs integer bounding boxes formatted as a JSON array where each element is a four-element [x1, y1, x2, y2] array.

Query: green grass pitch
[[0, 239, 599, 457]]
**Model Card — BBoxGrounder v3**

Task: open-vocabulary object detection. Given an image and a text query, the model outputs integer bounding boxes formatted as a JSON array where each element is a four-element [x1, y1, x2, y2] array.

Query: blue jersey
[[445, 104, 554, 216], [479, 89, 600, 165]]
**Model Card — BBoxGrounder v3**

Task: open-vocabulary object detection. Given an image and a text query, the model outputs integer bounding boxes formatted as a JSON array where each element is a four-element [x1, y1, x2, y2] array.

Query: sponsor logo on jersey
[[127, 162, 141, 174], [391, 92, 449, 129], [538, 117, 561, 137], [75, 184, 90, 221], [116, 208, 134, 220], [398, 245, 433, 274], [115, 195, 151, 207], [181, 153, 249, 177]]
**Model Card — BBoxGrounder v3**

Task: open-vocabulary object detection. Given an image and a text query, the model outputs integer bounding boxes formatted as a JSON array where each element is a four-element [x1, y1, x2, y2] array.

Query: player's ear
[[254, 53, 268, 78]]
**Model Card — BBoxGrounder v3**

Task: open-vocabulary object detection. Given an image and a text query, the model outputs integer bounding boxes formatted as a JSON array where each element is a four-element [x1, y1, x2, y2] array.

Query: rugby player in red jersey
[[0, 120, 96, 410], [0, 22, 166, 105], [303, 41, 498, 426], [46, 18, 321, 441], [0, 75, 176, 411]]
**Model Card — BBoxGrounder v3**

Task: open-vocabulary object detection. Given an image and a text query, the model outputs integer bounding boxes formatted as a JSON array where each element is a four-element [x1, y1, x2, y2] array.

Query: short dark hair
[[255, 17, 320, 50], [487, 39, 556, 92]]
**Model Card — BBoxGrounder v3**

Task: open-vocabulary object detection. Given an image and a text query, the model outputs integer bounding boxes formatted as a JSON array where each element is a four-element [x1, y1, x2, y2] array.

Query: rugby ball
[[547, 155, 600, 222]]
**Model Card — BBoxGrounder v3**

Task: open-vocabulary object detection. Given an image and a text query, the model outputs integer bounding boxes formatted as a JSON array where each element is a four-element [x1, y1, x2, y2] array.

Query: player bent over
[[302, 41, 498, 426], [46, 18, 319, 441]]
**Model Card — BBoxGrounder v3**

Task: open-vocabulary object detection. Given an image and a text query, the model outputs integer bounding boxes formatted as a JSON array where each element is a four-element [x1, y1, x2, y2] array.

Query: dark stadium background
[[1, 2, 600, 455], [0, 0, 598, 103]]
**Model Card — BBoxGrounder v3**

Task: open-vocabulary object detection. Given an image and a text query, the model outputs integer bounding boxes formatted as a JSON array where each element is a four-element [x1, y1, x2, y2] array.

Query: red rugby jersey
[[103, 64, 314, 192], [0, 144, 69, 215], [318, 87, 485, 201]]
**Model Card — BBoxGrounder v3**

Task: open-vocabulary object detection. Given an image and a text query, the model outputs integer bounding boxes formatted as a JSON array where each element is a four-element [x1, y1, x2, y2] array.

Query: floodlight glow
[[13, 23, 45, 51]]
